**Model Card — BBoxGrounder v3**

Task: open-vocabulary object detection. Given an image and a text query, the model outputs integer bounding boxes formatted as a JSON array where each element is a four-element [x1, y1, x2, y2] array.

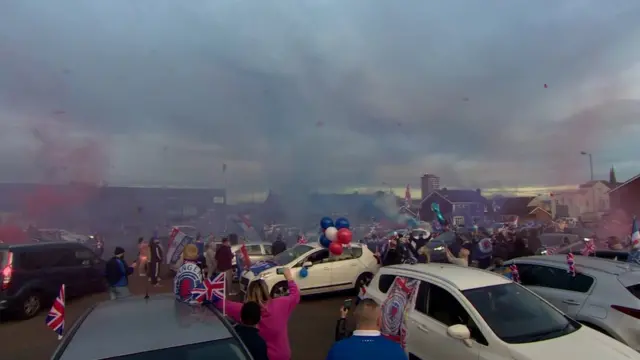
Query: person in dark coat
[[105, 247, 136, 300], [215, 237, 235, 295], [509, 237, 534, 259], [271, 235, 286, 256], [234, 302, 269, 360], [148, 237, 163, 287]]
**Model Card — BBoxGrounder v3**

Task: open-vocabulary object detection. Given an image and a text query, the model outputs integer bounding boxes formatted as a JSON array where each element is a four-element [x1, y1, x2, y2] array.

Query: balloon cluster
[[319, 216, 353, 255]]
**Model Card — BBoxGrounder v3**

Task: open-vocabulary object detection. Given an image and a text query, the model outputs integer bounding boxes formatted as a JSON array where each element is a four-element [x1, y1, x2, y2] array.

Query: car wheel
[[21, 293, 42, 319], [355, 272, 373, 294], [270, 281, 289, 298]]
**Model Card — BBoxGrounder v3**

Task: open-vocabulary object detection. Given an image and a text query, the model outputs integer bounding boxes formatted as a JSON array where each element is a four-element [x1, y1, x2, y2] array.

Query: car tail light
[[1, 252, 13, 290], [611, 305, 640, 320]]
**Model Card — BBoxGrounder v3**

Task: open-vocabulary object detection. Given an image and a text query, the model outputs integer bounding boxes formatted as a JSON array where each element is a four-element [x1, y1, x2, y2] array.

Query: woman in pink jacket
[[216, 268, 300, 360]]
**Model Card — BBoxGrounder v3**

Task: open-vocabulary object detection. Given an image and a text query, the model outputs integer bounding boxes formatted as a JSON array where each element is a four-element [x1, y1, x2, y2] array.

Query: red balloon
[[337, 228, 352, 244], [329, 241, 343, 255]]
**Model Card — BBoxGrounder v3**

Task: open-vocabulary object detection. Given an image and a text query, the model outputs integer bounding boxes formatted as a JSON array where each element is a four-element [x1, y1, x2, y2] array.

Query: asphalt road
[[0, 272, 352, 360]]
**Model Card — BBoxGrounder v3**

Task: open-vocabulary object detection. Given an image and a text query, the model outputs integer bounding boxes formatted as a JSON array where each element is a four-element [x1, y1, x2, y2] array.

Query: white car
[[365, 264, 640, 360], [240, 243, 380, 298]]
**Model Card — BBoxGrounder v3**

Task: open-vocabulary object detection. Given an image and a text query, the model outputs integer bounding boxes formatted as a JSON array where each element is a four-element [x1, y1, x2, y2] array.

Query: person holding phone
[[105, 246, 137, 300], [335, 299, 353, 341], [212, 267, 300, 360]]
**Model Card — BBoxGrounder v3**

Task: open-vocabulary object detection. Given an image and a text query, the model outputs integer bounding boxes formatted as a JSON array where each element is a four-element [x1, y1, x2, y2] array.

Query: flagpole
[[222, 272, 227, 317]]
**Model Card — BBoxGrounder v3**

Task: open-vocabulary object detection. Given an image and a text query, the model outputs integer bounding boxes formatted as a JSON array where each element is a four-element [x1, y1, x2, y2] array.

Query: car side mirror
[[303, 261, 313, 268], [447, 324, 472, 348]]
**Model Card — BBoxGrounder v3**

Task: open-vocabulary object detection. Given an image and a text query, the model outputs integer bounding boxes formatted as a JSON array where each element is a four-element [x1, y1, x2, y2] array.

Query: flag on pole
[[204, 272, 226, 314], [190, 282, 207, 304], [46, 284, 65, 340], [631, 216, 640, 249]]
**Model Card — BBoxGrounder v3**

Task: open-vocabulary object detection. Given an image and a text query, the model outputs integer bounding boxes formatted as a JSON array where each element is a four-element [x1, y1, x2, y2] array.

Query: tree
[[609, 166, 617, 185]]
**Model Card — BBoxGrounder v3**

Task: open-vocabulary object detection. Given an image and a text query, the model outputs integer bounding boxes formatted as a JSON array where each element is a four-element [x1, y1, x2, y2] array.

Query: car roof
[[0, 241, 83, 251], [510, 255, 638, 275], [56, 294, 234, 360], [385, 263, 511, 291]]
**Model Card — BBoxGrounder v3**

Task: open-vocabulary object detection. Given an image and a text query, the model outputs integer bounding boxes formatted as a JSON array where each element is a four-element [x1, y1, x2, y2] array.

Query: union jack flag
[[404, 185, 411, 208], [204, 272, 225, 302], [190, 282, 207, 304], [297, 234, 307, 244], [46, 284, 65, 339], [581, 241, 596, 256]]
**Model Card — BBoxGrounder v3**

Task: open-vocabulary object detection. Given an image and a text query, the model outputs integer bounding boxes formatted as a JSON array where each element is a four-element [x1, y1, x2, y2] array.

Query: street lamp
[[580, 151, 596, 213], [580, 151, 594, 181]]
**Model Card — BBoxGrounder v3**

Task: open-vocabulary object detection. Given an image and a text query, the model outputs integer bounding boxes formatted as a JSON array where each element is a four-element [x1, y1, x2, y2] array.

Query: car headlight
[[434, 246, 444, 251], [259, 272, 273, 280]]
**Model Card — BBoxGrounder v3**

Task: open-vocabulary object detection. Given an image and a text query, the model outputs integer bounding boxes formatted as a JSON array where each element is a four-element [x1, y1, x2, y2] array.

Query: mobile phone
[[343, 299, 353, 310], [276, 268, 285, 275]]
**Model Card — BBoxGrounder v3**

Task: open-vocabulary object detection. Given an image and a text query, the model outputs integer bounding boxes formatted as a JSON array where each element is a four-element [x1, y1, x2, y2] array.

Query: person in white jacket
[[204, 240, 217, 279]]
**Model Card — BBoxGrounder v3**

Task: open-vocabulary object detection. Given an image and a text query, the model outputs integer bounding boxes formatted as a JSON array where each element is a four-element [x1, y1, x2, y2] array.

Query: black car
[[0, 242, 106, 319]]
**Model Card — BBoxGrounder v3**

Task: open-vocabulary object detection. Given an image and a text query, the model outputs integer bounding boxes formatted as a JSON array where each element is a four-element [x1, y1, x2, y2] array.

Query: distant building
[[608, 173, 640, 217], [419, 188, 490, 226], [420, 174, 440, 201], [553, 180, 611, 219]]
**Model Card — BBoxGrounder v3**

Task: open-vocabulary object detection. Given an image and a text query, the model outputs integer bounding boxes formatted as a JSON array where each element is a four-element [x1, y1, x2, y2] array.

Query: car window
[[245, 245, 262, 256], [351, 247, 363, 258], [463, 283, 578, 344], [263, 245, 272, 255], [518, 264, 594, 293], [272, 245, 313, 266], [105, 338, 249, 360], [75, 249, 99, 265], [377, 274, 397, 293], [417, 282, 487, 345], [306, 249, 330, 264], [327, 248, 355, 262], [53, 249, 79, 267]]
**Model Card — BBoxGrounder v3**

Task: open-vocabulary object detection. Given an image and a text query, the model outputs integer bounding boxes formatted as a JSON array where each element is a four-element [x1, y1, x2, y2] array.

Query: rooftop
[[59, 294, 233, 360], [386, 263, 511, 290]]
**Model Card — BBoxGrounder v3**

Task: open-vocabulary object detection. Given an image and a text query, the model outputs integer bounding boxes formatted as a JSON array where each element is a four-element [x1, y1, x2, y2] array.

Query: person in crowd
[[416, 244, 431, 263], [486, 257, 505, 273], [335, 304, 351, 341], [234, 302, 269, 360], [204, 239, 217, 279], [272, 234, 286, 256], [174, 244, 204, 302], [445, 244, 469, 267], [509, 237, 534, 259], [94, 234, 104, 258], [326, 298, 407, 360], [149, 236, 163, 287], [137, 237, 149, 277], [215, 237, 235, 295], [607, 236, 624, 250], [105, 246, 136, 300], [214, 268, 300, 360]]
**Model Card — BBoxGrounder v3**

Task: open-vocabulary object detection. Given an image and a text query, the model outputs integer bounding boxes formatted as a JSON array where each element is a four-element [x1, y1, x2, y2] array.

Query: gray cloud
[[1, 0, 640, 200]]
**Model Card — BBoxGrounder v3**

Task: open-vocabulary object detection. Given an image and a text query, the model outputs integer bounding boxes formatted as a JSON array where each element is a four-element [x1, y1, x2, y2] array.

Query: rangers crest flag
[[381, 277, 420, 350], [46, 284, 65, 340]]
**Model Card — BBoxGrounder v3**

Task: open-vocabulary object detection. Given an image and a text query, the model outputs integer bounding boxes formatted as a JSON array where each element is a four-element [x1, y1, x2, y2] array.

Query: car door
[[296, 249, 332, 291], [262, 244, 273, 258], [74, 248, 104, 293], [47, 248, 84, 297], [517, 263, 592, 318], [406, 281, 483, 360], [328, 248, 360, 288]]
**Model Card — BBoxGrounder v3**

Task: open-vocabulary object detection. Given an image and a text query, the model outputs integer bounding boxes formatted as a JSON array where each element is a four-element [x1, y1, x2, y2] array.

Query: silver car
[[504, 255, 640, 351], [50, 294, 253, 360], [230, 242, 274, 267]]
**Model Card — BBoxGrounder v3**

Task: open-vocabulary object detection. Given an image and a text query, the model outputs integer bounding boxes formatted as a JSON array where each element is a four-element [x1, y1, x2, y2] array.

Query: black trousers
[[148, 262, 160, 284]]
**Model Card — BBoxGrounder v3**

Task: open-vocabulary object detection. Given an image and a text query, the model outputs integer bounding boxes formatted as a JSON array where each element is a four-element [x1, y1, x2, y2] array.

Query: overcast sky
[[1, 1, 640, 200]]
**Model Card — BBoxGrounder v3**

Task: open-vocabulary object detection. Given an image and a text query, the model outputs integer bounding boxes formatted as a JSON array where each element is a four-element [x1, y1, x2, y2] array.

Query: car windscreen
[[272, 244, 313, 265], [103, 338, 249, 360], [463, 283, 578, 344], [427, 232, 455, 249]]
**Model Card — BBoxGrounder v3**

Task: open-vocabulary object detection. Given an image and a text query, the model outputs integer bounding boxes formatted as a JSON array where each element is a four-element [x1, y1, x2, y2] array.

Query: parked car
[[240, 243, 379, 298], [535, 233, 581, 254], [50, 294, 253, 360], [33, 229, 93, 244], [170, 242, 273, 275], [0, 242, 106, 318], [365, 263, 640, 359], [504, 255, 640, 351], [425, 231, 458, 263]]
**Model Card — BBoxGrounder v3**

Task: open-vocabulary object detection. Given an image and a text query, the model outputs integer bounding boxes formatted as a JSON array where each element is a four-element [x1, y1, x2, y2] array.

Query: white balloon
[[325, 227, 338, 241]]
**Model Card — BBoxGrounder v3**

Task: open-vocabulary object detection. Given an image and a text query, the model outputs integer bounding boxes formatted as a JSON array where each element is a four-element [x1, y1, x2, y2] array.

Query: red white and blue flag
[[404, 185, 411, 208], [190, 282, 207, 304], [46, 284, 65, 340], [205, 272, 225, 303]]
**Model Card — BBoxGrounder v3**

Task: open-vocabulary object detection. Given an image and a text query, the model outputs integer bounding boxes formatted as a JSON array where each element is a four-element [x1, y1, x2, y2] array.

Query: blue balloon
[[299, 267, 309, 278], [335, 217, 350, 230], [320, 217, 334, 230], [319, 234, 332, 248]]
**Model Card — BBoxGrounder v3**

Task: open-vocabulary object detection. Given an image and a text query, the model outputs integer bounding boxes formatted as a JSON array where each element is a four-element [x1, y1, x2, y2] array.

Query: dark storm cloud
[[1, 0, 640, 199]]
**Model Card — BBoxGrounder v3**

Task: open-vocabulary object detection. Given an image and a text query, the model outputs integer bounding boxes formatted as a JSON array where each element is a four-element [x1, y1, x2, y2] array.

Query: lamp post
[[580, 151, 594, 181], [580, 151, 596, 212]]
